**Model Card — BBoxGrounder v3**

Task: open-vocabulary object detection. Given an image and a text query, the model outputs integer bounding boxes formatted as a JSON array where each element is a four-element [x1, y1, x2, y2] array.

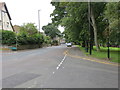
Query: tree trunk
[[90, 7, 100, 51]]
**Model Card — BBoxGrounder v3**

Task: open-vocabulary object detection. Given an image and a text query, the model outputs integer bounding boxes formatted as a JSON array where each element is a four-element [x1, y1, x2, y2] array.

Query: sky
[[1, 0, 64, 32]]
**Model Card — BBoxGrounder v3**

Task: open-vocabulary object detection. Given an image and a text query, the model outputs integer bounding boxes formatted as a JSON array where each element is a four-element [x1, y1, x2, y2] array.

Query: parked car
[[66, 42, 72, 47]]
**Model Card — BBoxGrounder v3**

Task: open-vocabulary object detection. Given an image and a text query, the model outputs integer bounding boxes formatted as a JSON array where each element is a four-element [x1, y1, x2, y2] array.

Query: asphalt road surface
[[1, 44, 118, 88]]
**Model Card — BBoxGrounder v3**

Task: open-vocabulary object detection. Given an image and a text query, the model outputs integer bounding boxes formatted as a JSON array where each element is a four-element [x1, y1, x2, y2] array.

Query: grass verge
[[77, 45, 120, 63]]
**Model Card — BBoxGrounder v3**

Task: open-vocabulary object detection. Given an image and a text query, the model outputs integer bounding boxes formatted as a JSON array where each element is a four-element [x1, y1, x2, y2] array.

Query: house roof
[[0, 2, 12, 20]]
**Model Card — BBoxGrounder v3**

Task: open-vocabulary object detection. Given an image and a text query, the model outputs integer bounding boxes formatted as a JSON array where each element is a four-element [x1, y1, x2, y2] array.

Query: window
[[7, 22, 9, 27]]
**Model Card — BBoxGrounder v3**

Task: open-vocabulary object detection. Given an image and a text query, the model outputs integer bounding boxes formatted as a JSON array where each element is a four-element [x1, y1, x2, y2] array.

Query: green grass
[[0, 48, 10, 50], [77, 45, 120, 63]]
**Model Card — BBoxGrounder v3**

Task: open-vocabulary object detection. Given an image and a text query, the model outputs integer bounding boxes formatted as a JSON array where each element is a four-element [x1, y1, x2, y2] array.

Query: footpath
[[66, 46, 119, 66]]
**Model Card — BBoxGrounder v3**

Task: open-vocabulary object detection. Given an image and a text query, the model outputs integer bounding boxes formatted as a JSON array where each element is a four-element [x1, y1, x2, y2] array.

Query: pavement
[[0, 44, 118, 88]]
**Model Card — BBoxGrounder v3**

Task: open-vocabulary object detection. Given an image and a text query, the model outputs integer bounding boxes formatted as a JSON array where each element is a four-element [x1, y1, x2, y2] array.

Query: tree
[[50, 2, 118, 51], [42, 23, 61, 39], [20, 23, 38, 36], [104, 2, 120, 45]]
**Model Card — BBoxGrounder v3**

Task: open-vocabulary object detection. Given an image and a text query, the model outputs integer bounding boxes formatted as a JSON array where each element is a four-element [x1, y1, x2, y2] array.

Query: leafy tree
[[104, 2, 120, 45], [51, 2, 108, 51], [42, 23, 61, 39], [20, 23, 38, 36]]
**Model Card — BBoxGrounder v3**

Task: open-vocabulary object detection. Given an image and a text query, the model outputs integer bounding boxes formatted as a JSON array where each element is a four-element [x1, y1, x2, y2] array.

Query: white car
[[66, 43, 72, 47]]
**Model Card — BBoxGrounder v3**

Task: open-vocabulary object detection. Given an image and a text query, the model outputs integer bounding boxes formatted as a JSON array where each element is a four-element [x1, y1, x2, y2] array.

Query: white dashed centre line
[[56, 54, 67, 70]]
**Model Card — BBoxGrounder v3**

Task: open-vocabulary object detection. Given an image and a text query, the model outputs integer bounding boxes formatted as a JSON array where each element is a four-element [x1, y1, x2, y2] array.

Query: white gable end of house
[[0, 2, 14, 31]]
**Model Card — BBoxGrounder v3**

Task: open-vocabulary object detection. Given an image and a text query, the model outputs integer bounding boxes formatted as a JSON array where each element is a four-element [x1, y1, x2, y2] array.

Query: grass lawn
[[77, 45, 120, 63], [0, 48, 10, 50]]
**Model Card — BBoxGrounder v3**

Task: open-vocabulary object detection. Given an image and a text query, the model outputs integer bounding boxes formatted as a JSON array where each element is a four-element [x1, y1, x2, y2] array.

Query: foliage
[[1, 23, 52, 47], [44, 36, 51, 44], [51, 40, 59, 46], [1, 30, 16, 45], [20, 23, 38, 36], [42, 23, 61, 39], [17, 33, 44, 45], [16, 23, 44, 45], [104, 2, 120, 45], [50, 2, 119, 50]]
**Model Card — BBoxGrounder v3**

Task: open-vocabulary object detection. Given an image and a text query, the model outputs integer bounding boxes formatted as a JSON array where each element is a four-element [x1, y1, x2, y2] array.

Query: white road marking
[[56, 54, 67, 70], [53, 72, 55, 74]]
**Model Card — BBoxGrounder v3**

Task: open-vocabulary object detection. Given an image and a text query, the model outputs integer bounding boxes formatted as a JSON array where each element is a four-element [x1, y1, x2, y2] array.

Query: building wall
[[0, 6, 13, 31]]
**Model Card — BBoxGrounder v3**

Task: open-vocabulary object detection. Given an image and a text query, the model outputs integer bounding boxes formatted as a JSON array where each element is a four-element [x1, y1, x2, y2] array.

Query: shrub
[[52, 40, 59, 46], [1, 30, 16, 45], [17, 33, 44, 45], [32, 33, 44, 45], [1, 30, 46, 47], [44, 36, 51, 44], [17, 32, 28, 45]]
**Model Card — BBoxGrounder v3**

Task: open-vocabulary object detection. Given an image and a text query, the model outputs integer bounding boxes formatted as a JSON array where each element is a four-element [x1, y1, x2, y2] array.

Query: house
[[0, 2, 14, 31], [13, 25, 21, 33]]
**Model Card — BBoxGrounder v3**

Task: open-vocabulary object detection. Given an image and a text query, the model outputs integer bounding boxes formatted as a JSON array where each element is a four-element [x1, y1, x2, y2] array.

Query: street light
[[38, 10, 41, 48], [38, 10, 41, 33], [103, 18, 110, 60], [107, 20, 110, 60]]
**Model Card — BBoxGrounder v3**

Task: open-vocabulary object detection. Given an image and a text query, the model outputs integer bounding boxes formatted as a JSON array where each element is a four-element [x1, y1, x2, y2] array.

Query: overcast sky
[[1, 0, 64, 32]]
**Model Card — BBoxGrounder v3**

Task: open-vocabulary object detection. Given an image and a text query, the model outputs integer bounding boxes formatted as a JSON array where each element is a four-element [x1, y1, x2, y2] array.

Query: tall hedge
[[17, 33, 44, 45], [1, 30, 45, 46], [1, 30, 16, 45]]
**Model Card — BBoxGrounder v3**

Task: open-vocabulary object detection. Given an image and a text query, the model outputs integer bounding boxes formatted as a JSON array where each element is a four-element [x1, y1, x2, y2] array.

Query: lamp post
[[38, 10, 41, 48], [38, 10, 41, 33], [107, 20, 110, 59], [104, 18, 110, 60]]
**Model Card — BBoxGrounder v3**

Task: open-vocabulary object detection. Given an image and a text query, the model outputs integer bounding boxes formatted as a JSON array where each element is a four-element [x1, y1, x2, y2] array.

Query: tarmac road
[[1, 44, 118, 88]]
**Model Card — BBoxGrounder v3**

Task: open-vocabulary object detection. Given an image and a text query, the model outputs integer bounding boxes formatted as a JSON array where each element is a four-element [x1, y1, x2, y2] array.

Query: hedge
[[1, 30, 45, 46]]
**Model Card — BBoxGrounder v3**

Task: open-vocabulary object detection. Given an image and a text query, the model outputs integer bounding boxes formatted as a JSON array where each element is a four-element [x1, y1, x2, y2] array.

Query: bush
[[32, 33, 44, 45], [17, 33, 44, 45], [1, 30, 16, 45], [17, 32, 28, 45], [52, 40, 59, 46], [44, 36, 51, 44], [1, 30, 46, 47]]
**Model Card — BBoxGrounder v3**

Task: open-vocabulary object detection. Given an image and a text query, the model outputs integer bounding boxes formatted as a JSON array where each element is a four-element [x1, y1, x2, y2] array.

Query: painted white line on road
[[53, 72, 55, 74], [56, 66, 59, 70], [56, 54, 67, 70]]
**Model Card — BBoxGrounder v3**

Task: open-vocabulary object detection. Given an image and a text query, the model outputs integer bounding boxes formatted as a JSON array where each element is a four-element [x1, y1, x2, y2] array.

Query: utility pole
[[38, 10, 41, 48]]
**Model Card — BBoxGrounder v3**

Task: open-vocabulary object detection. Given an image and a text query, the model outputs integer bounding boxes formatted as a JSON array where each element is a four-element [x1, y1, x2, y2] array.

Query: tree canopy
[[42, 23, 61, 39], [50, 2, 119, 50]]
